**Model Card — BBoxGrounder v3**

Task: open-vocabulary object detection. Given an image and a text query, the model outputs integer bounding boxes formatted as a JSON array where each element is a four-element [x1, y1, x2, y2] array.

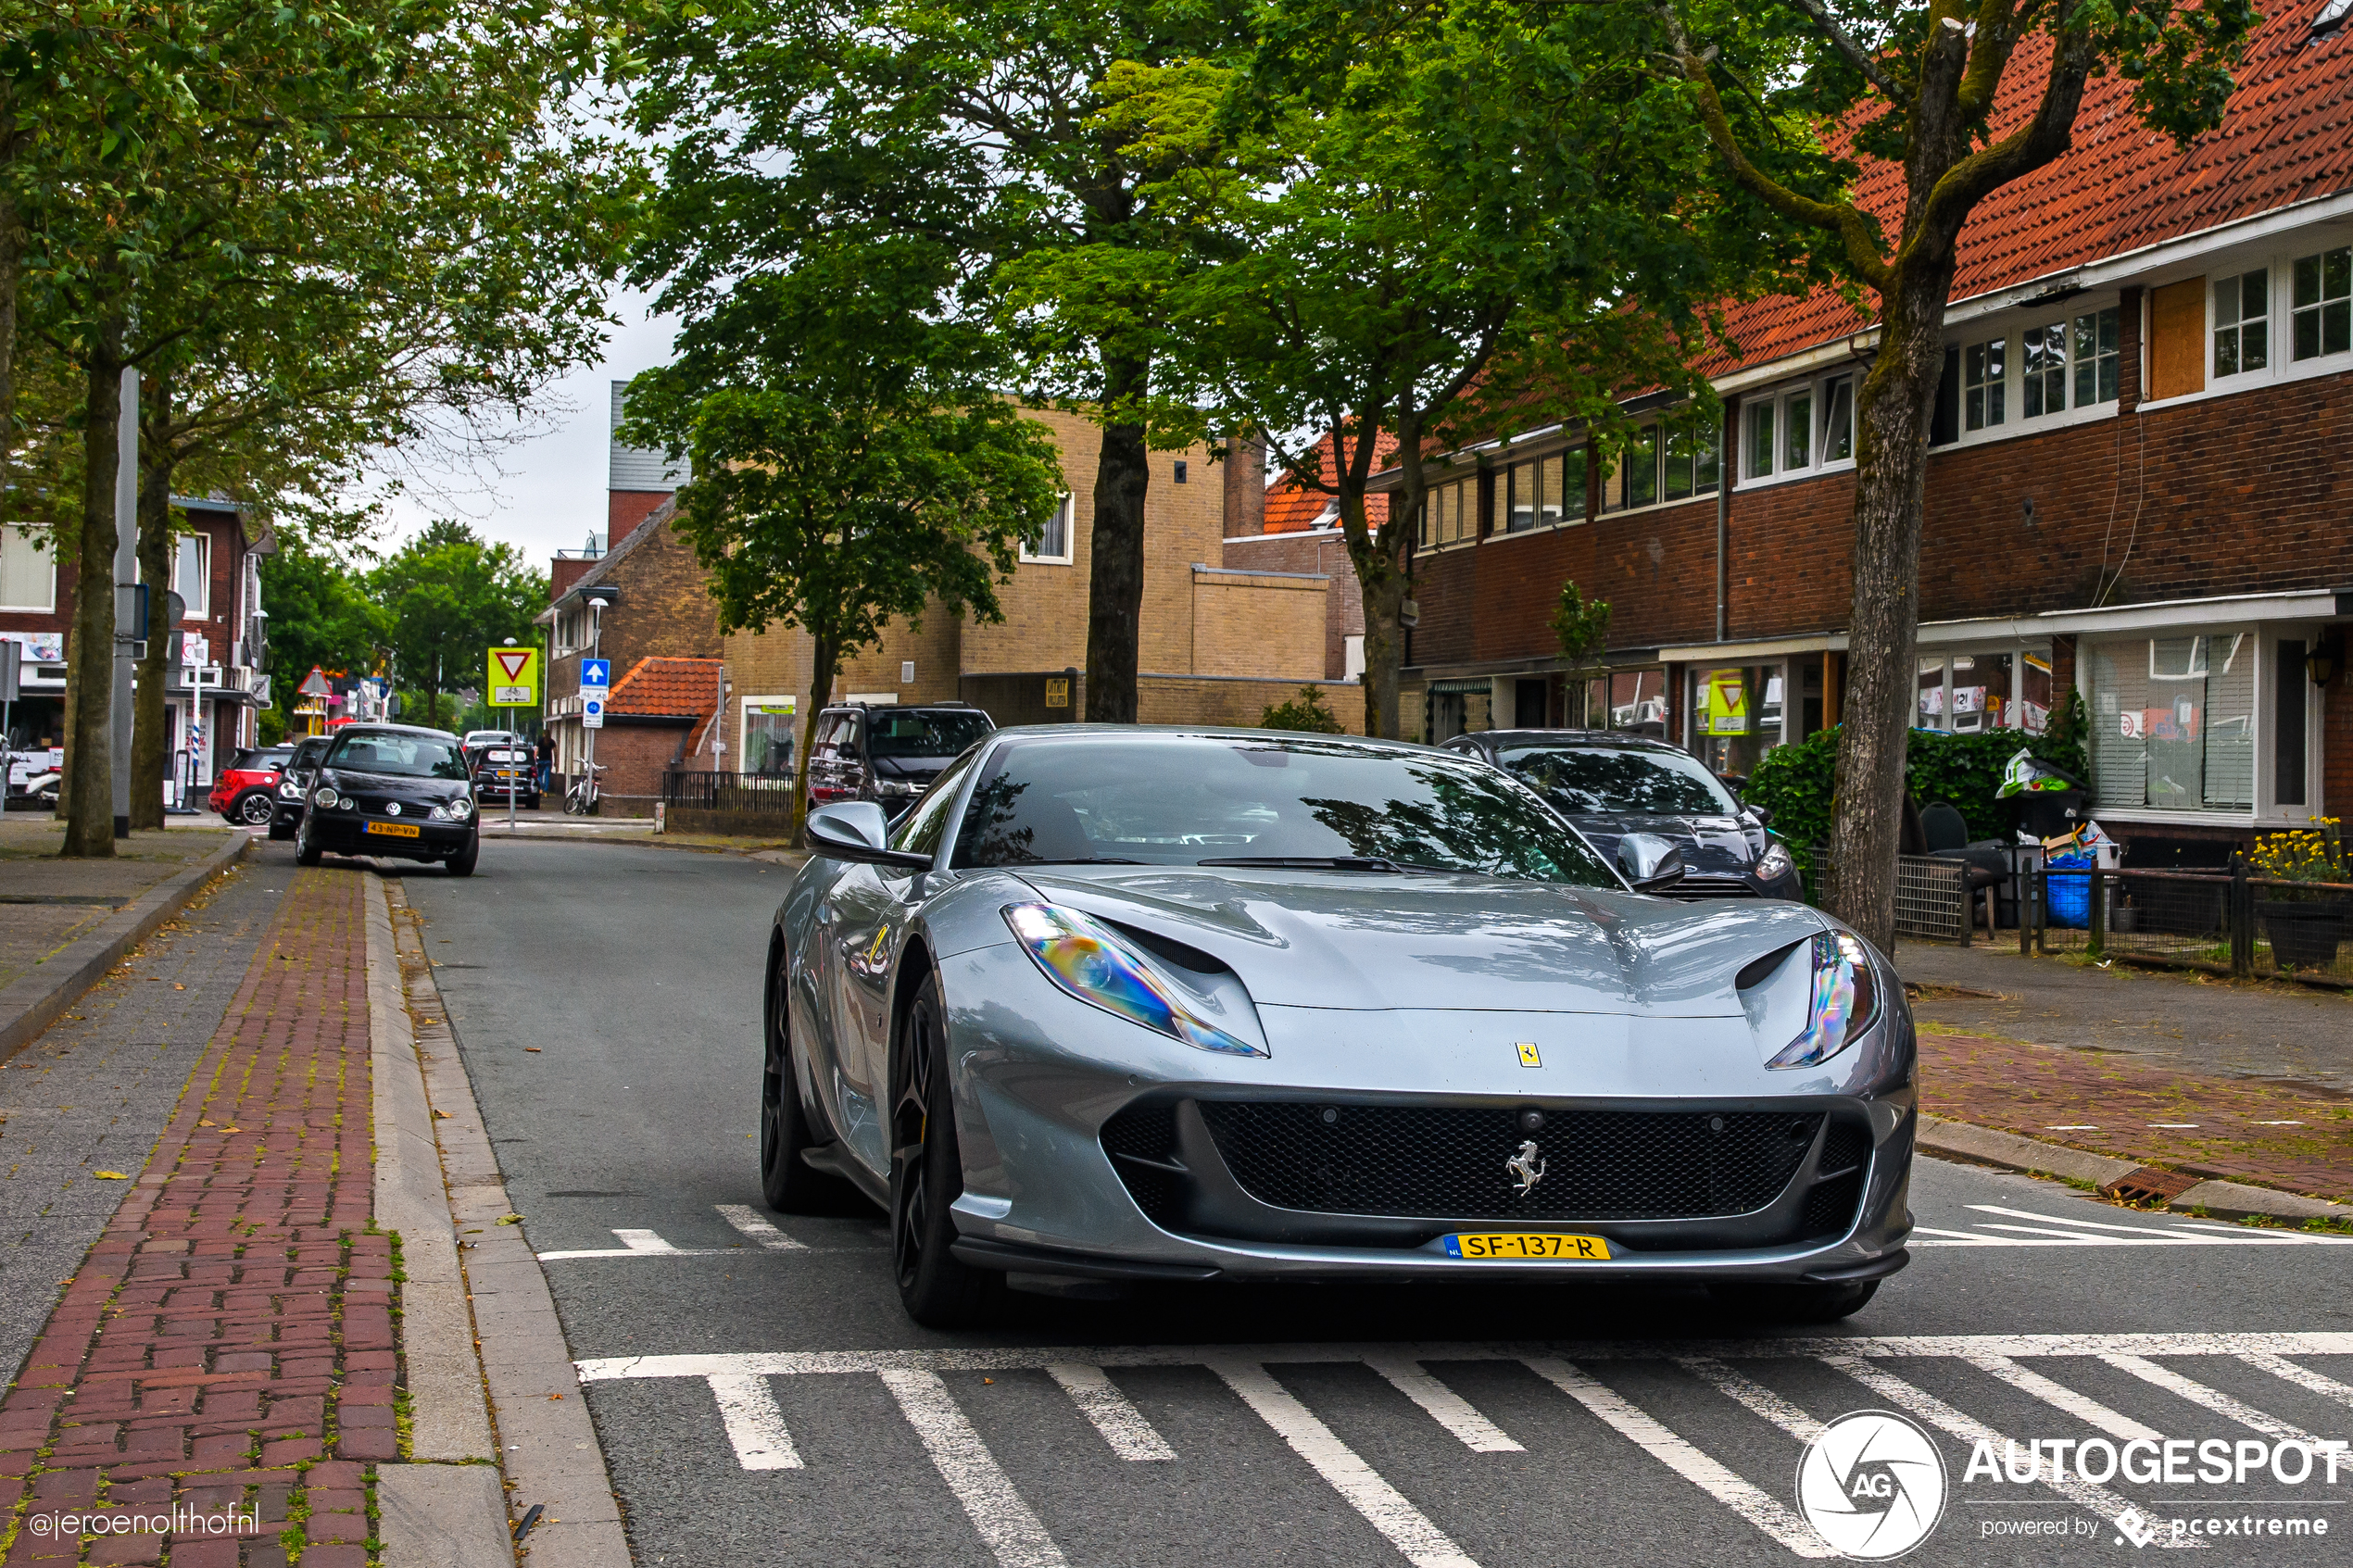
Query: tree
[[626, 0, 1244, 724], [1143, 8, 1802, 736], [256, 526, 389, 693], [622, 241, 1065, 846], [1549, 580, 1612, 722], [1620, 0, 2257, 949], [370, 521, 545, 732]]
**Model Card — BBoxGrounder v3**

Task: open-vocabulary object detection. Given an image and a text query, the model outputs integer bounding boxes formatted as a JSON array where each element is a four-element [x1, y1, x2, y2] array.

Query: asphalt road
[[403, 841, 2353, 1567]]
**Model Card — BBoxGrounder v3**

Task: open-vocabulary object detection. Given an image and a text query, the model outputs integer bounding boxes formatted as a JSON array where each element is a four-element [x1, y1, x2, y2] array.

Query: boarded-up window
[[2147, 278, 2207, 401]]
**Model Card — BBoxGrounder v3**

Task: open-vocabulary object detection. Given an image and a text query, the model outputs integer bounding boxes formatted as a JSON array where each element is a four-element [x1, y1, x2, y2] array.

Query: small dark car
[[295, 723, 480, 875], [267, 734, 333, 841], [1441, 728, 1803, 900], [463, 730, 539, 809], [806, 702, 994, 821]]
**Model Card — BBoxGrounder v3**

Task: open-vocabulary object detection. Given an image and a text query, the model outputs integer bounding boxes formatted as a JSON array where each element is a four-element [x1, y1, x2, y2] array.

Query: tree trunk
[[792, 627, 839, 849], [1823, 258, 1957, 953], [61, 317, 126, 858], [0, 192, 19, 500], [1084, 352, 1151, 724], [132, 385, 177, 832]]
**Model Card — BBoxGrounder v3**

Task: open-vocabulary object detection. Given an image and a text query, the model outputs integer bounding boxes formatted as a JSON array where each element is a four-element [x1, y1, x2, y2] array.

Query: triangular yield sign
[[496, 649, 532, 680], [297, 666, 333, 696]]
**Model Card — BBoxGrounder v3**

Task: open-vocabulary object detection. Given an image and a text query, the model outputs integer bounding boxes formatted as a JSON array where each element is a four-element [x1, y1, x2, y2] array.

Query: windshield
[[951, 735, 1615, 884], [867, 709, 993, 760], [290, 740, 330, 770], [324, 733, 470, 782], [1496, 744, 1739, 817]]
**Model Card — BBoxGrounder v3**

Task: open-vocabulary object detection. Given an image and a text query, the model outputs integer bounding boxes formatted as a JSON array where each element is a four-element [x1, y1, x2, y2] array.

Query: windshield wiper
[[1197, 856, 1407, 872]]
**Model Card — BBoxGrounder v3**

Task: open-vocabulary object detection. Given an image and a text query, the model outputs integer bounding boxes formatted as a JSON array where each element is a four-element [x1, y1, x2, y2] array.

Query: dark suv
[[807, 703, 994, 820], [1441, 728, 1803, 900]]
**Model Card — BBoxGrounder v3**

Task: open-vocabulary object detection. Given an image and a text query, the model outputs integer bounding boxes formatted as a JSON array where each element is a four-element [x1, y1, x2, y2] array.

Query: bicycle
[[564, 762, 608, 816]]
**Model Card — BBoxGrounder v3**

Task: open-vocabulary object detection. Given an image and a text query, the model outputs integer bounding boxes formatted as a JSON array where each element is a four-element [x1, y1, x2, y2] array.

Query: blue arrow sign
[[579, 658, 610, 689]]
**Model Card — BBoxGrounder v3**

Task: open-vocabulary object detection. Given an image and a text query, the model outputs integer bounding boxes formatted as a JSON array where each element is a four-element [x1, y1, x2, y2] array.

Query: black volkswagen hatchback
[[295, 724, 480, 875], [1441, 728, 1803, 900]]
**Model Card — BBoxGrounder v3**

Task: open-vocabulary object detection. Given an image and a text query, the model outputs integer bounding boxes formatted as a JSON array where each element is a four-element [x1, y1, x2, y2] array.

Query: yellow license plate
[[365, 821, 422, 838], [1441, 1232, 1612, 1261]]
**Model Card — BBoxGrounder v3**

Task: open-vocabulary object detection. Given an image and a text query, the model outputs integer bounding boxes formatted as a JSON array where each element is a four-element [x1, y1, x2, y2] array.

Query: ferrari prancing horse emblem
[[1505, 1139, 1547, 1195]]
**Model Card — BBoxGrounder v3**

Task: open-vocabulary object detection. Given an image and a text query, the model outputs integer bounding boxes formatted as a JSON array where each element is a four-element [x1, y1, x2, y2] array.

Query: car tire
[[296, 833, 322, 867], [889, 972, 997, 1328], [235, 791, 275, 826], [759, 940, 849, 1213], [267, 819, 293, 842], [1710, 1279, 1880, 1323], [445, 839, 479, 876]]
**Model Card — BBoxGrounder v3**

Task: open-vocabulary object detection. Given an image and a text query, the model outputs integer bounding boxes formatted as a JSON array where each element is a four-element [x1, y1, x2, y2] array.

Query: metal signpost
[[488, 644, 540, 830], [577, 655, 609, 813]]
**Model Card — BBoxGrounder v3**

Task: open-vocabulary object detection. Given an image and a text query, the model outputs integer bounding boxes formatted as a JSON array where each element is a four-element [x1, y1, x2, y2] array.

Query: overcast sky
[[357, 289, 680, 568]]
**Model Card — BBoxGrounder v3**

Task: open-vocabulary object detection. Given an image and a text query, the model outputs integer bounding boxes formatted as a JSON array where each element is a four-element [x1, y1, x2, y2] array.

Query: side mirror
[[805, 801, 934, 871], [1617, 833, 1687, 893], [1746, 804, 1775, 828]]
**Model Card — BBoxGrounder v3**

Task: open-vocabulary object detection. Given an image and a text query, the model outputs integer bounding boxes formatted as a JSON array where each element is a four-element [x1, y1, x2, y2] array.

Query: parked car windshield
[[324, 733, 471, 781], [952, 734, 1616, 884], [866, 709, 993, 760], [288, 738, 330, 771], [1495, 744, 1740, 817]]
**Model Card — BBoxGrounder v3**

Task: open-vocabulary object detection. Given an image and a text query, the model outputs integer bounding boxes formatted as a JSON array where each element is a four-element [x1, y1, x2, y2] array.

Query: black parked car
[[462, 729, 539, 809], [295, 723, 480, 875], [267, 734, 333, 841], [1441, 728, 1803, 900], [806, 702, 994, 820]]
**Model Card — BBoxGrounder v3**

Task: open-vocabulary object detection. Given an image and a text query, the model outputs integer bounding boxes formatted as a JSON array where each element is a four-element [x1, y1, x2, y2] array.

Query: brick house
[[1219, 432, 1388, 683], [1383, 1, 2353, 866], [574, 655, 727, 806], [3, 499, 272, 806], [718, 406, 1358, 777]]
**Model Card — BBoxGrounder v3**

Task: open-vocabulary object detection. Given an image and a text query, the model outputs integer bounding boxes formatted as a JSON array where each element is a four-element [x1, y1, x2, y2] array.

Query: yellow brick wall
[[1186, 571, 1327, 681], [1137, 676, 1366, 734]]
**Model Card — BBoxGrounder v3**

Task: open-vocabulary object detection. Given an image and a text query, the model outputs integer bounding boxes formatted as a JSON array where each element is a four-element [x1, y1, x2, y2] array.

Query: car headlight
[[875, 779, 917, 797], [313, 787, 339, 808], [1756, 839, 1794, 882], [278, 780, 305, 800], [446, 797, 473, 820], [1003, 903, 1266, 1057], [1766, 930, 1880, 1070]]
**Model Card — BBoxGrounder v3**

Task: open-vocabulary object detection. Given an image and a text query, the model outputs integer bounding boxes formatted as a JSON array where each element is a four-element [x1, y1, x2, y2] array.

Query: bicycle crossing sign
[[488, 646, 540, 707]]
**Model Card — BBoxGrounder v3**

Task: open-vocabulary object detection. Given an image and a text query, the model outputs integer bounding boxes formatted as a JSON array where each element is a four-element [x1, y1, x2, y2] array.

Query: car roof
[[329, 723, 462, 743], [1453, 728, 1688, 756]]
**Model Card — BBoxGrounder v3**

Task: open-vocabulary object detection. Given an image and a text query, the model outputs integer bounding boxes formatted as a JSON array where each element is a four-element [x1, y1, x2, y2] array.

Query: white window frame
[[1733, 374, 1855, 490], [2211, 266, 2272, 383], [1020, 494, 1074, 564], [2136, 220, 2353, 413], [175, 532, 210, 619], [0, 524, 57, 612], [736, 696, 800, 777]]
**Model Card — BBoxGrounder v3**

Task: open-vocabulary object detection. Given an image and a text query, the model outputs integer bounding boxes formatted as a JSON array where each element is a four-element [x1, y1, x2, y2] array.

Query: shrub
[[1260, 685, 1346, 734], [1742, 721, 2089, 855]]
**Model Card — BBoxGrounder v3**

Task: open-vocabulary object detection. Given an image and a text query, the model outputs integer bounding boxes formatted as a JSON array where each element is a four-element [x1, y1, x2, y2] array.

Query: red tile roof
[[1715, 5, 2353, 371], [1263, 431, 1397, 533], [611, 657, 726, 746]]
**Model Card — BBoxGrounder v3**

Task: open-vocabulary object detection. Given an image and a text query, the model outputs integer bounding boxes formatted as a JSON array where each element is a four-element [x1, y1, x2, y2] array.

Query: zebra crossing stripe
[[1959, 1355, 2161, 1442], [2101, 1355, 2322, 1444], [1526, 1357, 1836, 1560], [1044, 1363, 1175, 1461], [1820, 1357, 2203, 1549], [709, 1374, 801, 1470], [1674, 1355, 1824, 1441], [716, 1204, 812, 1251], [1211, 1360, 1480, 1568], [2239, 1350, 2353, 1412], [1363, 1355, 1525, 1453], [879, 1368, 1069, 1568]]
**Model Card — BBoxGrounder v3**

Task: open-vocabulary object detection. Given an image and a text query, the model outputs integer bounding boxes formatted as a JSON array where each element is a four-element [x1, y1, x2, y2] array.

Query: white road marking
[[536, 1227, 726, 1261], [1363, 1354, 1524, 1453], [709, 1374, 801, 1470], [2239, 1351, 2353, 1413], [1901, 1206, 2353, 1249], [1822, 1357, 2201, 1549], [1959, 1355, 2161, 1441], [716, 1204, 812, 1251], [1525, 1357, 1834, 1559], [877, 1368, 1068, 1568], [2100, 1355, 2322, 1443], [1675, 1356, 1823, 1440], [1969, 1205, 2193, 1236], [1044, 1363, 1175, 1461], [1211, 1360, 1479, 1568]]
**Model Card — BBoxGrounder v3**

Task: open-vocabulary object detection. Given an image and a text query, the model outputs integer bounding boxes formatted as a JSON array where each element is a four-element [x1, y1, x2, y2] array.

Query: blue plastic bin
[[2045, 848, 2095, 929]]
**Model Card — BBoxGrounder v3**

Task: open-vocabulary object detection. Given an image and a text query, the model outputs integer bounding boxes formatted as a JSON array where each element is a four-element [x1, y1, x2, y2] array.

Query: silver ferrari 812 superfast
[[762, 727, 1914, 1327]]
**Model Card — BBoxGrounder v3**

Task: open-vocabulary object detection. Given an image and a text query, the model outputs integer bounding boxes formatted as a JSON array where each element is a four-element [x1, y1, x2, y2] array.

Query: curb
[[478, 824, 793, 856], [0, 828, 252, 1065], [1917, 1114, 2353, 1224]]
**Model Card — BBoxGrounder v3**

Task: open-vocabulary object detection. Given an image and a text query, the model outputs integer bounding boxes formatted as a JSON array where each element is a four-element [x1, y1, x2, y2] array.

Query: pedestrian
[[536, 730, 555, 795]]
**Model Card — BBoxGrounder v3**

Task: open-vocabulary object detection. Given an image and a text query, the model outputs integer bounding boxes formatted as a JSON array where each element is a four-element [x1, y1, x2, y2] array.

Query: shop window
[[2292, 245, 2351, 361], [740, 699, 799, 777], [2087, 633, 2256, 812], [1694, 665, 1783, 778], [1020, 495, 1073, 562], [1581, 669, 1667, 734], [2021, 322, 2068, 418], [2213, 270, 2269, 377], [1742, 399, 1774, 480], [1819, 377, 1854, 463], [2072, 307, 2120, 405], [0, 525, 54, 612], [1965, 338, 2006, 430]]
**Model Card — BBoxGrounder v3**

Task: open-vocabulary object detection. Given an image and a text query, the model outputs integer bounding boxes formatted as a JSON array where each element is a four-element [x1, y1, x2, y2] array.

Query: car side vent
[[1734, 941, 1803, 992]]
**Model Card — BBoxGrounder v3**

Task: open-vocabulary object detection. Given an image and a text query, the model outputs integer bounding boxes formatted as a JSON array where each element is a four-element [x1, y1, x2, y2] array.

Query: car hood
[[319, 768, 472, 802], [1003, 865, 1827, 1016], [1551, 809, 1764, 878]]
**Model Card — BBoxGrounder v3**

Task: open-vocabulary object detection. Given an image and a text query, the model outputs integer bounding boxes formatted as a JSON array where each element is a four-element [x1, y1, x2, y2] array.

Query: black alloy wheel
[[888, 972, 995, 1327], [758, 940, 843, 1212], [236, 791, 275, 826], [1710, 1278, 1879, 1323]]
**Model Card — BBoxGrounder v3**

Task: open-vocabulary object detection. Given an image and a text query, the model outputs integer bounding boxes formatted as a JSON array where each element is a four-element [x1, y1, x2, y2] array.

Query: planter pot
[[2257, 899, 2347, 971], [2111, 906, 2138, 935]]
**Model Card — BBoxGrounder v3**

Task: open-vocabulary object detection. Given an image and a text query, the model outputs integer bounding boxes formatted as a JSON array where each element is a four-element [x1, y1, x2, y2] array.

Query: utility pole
[[111, 367, 137, 840]]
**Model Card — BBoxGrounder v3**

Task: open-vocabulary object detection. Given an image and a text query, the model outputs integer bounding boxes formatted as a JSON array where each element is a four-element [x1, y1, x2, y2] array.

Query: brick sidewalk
[[1919, 1023, 2353, 1205], [0, 867, 389, 1566]]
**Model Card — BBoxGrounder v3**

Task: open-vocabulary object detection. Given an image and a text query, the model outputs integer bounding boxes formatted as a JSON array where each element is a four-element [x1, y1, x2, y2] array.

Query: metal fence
[[2025, 865, 2352, 989], [1804, 847, 1974, 946], [661, 770, 799, 816]]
